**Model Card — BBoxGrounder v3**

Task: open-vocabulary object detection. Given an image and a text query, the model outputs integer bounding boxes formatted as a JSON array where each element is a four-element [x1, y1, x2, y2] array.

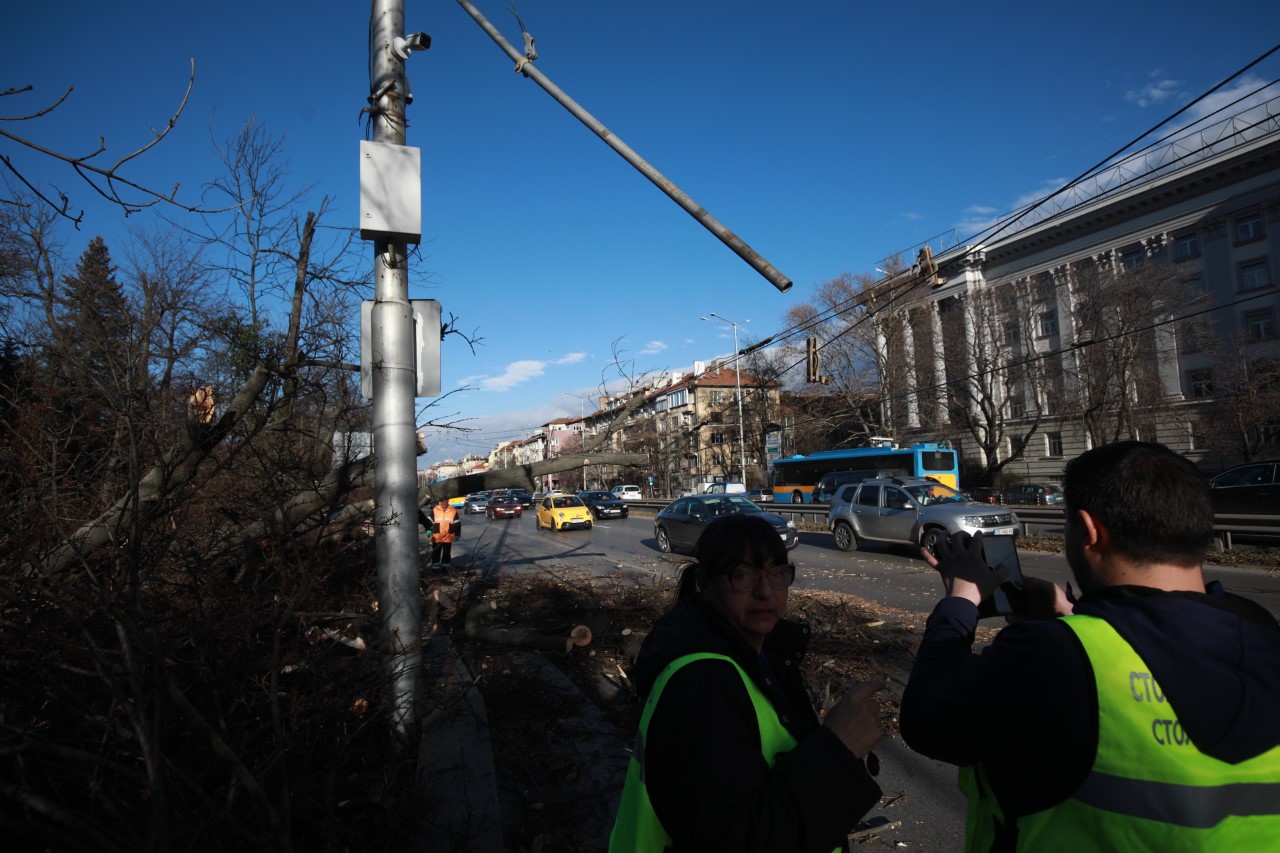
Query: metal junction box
[[359, 140, 421, 242]]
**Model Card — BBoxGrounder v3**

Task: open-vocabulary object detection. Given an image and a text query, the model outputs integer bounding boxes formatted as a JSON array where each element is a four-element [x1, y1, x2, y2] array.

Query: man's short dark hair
[[1063, 441, 1213, 567]]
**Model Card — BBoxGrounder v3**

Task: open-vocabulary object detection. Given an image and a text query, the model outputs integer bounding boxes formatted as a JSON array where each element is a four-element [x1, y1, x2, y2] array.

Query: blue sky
[[5, 1, 1277, 465]]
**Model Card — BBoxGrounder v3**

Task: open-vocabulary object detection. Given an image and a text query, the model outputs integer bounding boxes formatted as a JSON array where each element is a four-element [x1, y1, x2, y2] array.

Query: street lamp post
[[700, 312, 748, 483], [561, 391, 593, 490]]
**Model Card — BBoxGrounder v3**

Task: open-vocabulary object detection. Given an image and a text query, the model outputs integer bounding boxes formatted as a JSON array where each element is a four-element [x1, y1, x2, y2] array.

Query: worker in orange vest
[[419, 498, 460, 571]]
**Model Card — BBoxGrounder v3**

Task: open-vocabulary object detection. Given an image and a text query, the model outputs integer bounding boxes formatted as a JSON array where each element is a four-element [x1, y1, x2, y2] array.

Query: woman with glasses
[[610, 514, 884, 852]]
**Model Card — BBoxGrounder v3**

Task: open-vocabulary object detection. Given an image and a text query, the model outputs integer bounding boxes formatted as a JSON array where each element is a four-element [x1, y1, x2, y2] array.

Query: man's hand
[[1008, 576, 1075, 621], [824, 680, 883, 760], [921, 530, 1009, 607]]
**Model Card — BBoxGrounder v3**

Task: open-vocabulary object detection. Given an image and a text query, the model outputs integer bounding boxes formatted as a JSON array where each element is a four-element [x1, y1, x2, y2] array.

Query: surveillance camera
[[392, 32, 432, 60]]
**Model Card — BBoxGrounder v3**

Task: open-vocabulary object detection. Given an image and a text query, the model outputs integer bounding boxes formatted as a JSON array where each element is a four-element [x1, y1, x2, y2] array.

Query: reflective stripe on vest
[[960, 614, 1280, 851], [608, 653, 801, 852]]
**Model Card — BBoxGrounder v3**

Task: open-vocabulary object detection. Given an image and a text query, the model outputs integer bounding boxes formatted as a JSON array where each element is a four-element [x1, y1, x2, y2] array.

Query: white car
[[612, 485, 643, 501]]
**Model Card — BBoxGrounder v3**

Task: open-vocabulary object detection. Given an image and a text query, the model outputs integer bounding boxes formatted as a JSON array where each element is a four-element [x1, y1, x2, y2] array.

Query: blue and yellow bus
[[769, 442, 959, 503]]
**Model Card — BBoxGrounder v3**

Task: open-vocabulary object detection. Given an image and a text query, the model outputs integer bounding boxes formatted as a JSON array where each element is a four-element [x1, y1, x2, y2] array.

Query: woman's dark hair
[[1063, 440, 1214, 567], [675, 513, 789, 602]]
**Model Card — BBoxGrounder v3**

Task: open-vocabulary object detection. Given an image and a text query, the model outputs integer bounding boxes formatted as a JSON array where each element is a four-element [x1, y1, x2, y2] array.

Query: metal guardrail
[[630, 500, 1280, 549]]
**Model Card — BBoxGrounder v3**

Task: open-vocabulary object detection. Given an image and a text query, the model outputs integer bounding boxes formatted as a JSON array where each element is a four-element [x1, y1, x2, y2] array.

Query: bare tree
[[775, 260, 928, 453], [938, 281, 1051, 484], [1, 68, 235, 225], [1202, 331, 1280, 461], [1066, 258, 1199, 445]]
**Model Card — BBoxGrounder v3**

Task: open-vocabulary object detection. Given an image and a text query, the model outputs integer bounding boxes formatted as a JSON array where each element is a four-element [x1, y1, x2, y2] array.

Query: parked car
[[612, 484, 643, 501], [827, 476, 1020, 554], [578, 490, 630, 519], [1001, 483, 1065, 506], [535, 494, 594, 531], [745, 488, 773, 503], [464, 491, 492, 514], [702, 481, 746, 495], [485, 495, 523, 519], [1208, 460, 1280, 514], [653, 494, 798, 554]]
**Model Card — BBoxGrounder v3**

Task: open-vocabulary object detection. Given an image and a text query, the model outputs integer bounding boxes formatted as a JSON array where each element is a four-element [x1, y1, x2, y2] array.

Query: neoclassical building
[[880, 100, 1280, 483]]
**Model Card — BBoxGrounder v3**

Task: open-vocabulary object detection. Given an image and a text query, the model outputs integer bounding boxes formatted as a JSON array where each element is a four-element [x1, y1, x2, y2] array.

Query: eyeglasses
[[724, 563, 796, 593]]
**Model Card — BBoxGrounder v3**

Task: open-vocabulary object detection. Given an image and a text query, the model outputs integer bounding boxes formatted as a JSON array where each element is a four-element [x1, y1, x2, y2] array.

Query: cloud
[[639, 341, 668, 355], [556, 352, 586, 365], [479, 360, 547, 391], [1125, 76, 1182, 109], [955, 179, 1067, 239]]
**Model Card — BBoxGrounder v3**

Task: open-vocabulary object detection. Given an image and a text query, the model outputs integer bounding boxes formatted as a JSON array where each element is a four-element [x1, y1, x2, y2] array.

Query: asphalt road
[[446, 506, 1280, 620], [440, 507, 1280, 850]]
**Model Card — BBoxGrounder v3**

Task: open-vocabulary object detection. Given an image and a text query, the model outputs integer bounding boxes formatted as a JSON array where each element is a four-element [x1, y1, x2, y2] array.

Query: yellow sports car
[[535, 494, 594, 531]]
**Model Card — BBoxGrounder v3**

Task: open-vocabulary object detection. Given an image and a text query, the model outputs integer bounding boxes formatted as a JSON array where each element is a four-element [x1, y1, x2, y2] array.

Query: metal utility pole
[[454, 0, 793, 295], [701, 313, 748, 482], [366, 0, 430, 743]]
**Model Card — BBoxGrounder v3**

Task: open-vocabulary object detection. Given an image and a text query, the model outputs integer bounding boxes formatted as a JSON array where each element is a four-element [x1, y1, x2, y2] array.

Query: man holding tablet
[[900, 441, 1280, 851]]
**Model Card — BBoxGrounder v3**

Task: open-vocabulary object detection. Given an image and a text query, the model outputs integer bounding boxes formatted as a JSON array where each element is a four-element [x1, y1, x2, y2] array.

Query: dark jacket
[[631, 595, 881, 852], [900, 583, 1280, 825]]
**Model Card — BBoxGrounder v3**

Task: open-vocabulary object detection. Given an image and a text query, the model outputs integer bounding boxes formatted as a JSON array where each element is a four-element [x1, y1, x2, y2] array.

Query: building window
[[1236, 211, 1265, 244], [1047, 432, 1063, 457], [1181, 324, 1203, 354], [1187, 368, 1214, 399], [654, 398, 668, 413], [1039, 311, 1059, 337], [1174, 231, 1200, 260], [1188, 422, 1210, 451], [1244, 308, 1277, 341], [1186, 276, 1207, 301], [1120, 246, 1145, 269], [1241, 260, 1271, 292], [1004, 321, 1021, 345], [1034, 275, 1055, 302], [1008, 388, 1025, 418], [669, 389, 688, 407], [710, 431, 725, 445]]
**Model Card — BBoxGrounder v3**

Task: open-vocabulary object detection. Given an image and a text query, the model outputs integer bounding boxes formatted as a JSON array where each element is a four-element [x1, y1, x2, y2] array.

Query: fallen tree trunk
[[35, 365, 274, 579], [416, 452, 649, 502]]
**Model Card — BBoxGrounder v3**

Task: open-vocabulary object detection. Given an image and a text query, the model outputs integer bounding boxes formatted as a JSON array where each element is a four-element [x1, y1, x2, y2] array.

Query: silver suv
[[827, 476, 1019, 553]]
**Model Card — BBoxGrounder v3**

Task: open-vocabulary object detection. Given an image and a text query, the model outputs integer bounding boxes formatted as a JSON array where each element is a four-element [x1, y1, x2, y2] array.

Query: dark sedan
[[1209, 460, 1280, 514], [578, 490, 630, 520], [653, 494, 798, 554]]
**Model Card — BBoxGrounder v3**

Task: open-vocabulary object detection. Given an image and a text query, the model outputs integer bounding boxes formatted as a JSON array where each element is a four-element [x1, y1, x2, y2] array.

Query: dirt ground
[[421, 565, 997, 852]]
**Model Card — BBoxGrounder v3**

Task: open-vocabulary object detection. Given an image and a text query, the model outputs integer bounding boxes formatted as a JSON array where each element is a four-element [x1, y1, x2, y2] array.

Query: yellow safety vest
[[609, 652, 828, 852], [960, 614, 1280, 851]]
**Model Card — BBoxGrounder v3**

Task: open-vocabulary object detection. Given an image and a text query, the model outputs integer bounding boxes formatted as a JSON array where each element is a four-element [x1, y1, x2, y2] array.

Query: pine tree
[[58, 235, 130, 384]]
